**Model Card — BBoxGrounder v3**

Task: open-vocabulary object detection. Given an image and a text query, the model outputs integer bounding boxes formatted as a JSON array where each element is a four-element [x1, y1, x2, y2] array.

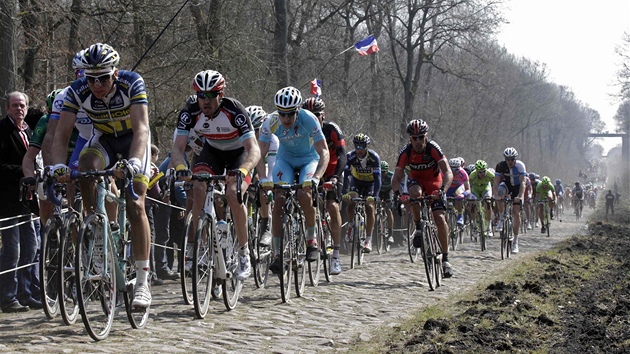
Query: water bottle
[[217, 220, 228, 248]]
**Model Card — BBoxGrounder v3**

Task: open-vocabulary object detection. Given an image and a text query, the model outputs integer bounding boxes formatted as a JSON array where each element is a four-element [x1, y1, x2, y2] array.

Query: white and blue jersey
[[494, 160, 527, 187], [259, 109, 325, 184]]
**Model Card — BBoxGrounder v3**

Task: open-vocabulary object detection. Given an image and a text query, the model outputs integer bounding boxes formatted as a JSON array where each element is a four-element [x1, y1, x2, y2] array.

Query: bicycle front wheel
[[75, 214, 116, 341], [222, 221, 243, 310], [253, 218, 271, 289], [59, 211, 81, 325], [41, 217, 62, 319], [419, 223, 437, 291], [179, 212, 194, 305], [192, 215, 214, 319], [375, 209, 384, 254], [308, 212, 323, 287], [122, 250, 149, 328], [294, 217, 307, 297], [279, 221, 292, 303]]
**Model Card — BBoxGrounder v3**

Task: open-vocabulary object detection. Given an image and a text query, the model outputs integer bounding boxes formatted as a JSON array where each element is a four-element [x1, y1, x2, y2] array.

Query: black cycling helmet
[[302, 97, 325, 113]]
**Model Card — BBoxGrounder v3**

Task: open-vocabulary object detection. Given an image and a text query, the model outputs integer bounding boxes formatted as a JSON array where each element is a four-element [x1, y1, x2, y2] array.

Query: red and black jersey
[[322, 121, 346, 178], [396, 140, 447, 183]]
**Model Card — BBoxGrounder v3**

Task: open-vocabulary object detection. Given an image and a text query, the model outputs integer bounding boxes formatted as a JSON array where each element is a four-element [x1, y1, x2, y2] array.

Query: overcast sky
[[495, 0, 629, 153]]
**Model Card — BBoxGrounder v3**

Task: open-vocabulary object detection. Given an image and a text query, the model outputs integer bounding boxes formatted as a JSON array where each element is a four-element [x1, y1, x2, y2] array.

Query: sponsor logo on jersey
[[261, 126, 270, 135], [111, 95, 124, 107], [180, 112, 191, 125], [408, 161, 436, 170], [234, 113, 246, 126], [53, 99, 64, 111]]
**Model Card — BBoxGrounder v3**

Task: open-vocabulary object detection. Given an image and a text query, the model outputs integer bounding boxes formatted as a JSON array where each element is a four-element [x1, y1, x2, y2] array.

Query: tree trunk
[[0, 0, 17, 113], [273, 0, 289, 87]]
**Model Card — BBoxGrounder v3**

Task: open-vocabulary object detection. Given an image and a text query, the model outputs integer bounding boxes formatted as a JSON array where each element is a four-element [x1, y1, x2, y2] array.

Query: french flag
[[310, 78, 322, 97], [354, 34, 380, 56]]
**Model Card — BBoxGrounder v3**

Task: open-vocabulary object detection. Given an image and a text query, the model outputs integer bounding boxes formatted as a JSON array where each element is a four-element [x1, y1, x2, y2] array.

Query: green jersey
[[535, 182, 555, 200], [469, 170, 494, 197]]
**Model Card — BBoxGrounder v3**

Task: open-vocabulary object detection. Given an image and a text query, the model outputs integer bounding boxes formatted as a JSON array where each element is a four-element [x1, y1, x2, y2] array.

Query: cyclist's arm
[[313, 139, 329, 181], [21, 146, 40, 179], [128, 104, 150, 164], [50, 110, 76, 165], [392, 167, 404, 194], [517, 174, 526, 201], [239, 136, 261, 174], [438, 159, 452, 190], [255, 140, 270, 179], [40, 119, 57, 166], [333, 144, 347, 179], [170, 134, 189, 170], [492, 175, 501, 198]]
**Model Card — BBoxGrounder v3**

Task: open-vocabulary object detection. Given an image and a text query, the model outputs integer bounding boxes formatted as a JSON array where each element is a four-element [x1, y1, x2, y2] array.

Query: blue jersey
[[63, 70, 148, 136], [259, 109, 325, 160], [494, 160, 527, 187]]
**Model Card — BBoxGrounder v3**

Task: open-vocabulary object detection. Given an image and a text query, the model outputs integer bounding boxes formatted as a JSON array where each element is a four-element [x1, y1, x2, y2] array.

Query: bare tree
[[0, 0, 18, 111]]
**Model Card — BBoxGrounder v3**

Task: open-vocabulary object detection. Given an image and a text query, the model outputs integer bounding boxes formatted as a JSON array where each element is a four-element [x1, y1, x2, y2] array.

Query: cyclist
[[342, 133, 381, 253], [446, 158, 470, 226], [246, 105, 277, 247], [391, 120, 454, 277], [573, 181, 585, 215], [21, 89, 70, 226], [48, 43, 153, 309], [257, 87, 329, 273], [522, 174, 534, 230], [468, 160, 494, 238], [302, 97, 346, 275], [493, 147, 527, 254], [378, 161, 395, 245], [535, 176, 556, 233], [172, 70, 261, 282], [555, 179, 565, 210]]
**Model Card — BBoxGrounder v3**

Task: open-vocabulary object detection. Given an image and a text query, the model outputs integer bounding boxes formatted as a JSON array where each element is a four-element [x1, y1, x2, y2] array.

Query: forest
[[2, 0, 625, 184]]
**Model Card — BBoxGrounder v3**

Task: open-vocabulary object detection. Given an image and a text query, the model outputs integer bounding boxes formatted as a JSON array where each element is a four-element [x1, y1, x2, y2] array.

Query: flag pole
[[300, 45, 355, 91]]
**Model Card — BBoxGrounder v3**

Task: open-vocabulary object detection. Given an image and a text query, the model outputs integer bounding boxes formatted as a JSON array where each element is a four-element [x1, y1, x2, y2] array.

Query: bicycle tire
[[179, 212, 194, 305], [222, 220, 243, 310], [357, 213, 365, 266], [500, 228, 508, 260], [308, 210, 323, 287], [279, 221, 292, 303], [429, 224, 443, 289], [350, 218, 357, 269], [375, 208, 384, 255], [192, 214, 214, 319], [448, 212, 458, 252], [505, 218, 513, 259], [419, 223, 436, 291], [253, 217, 271, 288], [41, 217, 62, 319], [478, 210, 486, 252], [123, 249, 149, 329], [75, 214, 116, 341], [407, 214, 420, 263], [320, 206, 333, 283], [59, 211, 81, 325], [294, 216, 307, 297]]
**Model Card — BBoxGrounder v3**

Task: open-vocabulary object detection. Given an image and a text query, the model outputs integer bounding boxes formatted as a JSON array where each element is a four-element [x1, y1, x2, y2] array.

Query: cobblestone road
[[0, 212, 589, 353]]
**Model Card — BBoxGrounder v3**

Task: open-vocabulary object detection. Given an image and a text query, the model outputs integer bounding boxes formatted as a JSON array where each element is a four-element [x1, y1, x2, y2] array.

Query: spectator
[[605, 190, 615, 217], [0, 92, 41, 312]]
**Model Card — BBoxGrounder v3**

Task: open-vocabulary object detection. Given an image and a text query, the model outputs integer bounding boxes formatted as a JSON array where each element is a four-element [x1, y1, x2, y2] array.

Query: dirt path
[[0, 210, 591, 353]]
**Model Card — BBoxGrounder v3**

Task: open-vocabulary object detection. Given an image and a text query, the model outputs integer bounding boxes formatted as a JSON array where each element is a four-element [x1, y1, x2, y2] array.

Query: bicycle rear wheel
[[192, 215, 214, 319], [41, 217, 62, 319], [279, 221, 292, 303], [407, 214, 420, 263], [375, 209, 384, 254], [179, 212, 194, 305], [294, 217, 307, 297], [76, 214, 116, 341], [59, 211, 81, 325], [222, 221, 243, 310]]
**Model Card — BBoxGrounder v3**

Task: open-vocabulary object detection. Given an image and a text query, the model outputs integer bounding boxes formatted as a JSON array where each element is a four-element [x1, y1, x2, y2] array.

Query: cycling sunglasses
[[197, 91, 220, 99]]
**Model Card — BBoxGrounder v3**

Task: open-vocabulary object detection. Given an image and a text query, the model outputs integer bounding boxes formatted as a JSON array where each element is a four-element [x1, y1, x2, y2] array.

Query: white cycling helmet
[[84, 43, 119, 70], [503, 147, 518, 158], [274, 86, 302, 112], [72, 49, 89, 70], [449, 158, 461, 168], [246, 105, 267, 129], [193, 70, 225, 92]]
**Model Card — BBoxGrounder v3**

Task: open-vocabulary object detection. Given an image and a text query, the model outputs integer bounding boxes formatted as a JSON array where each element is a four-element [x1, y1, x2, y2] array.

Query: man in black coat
[[0, 91, 40, 312]]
